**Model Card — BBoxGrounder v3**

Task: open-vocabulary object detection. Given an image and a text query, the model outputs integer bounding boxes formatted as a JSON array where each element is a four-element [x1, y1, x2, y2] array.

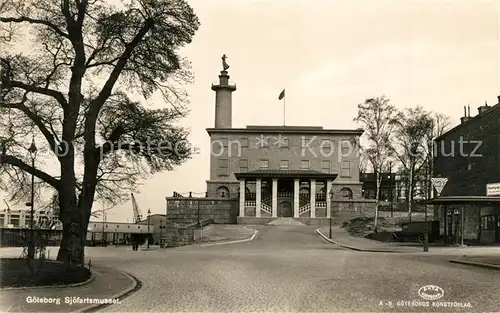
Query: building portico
[[235, 170, 337, 219]]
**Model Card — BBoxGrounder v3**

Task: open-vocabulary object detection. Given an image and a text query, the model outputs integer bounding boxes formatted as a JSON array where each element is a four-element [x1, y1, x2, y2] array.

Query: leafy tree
[[390, 108, 452, 220], [0, 0, 200, 264], [390, 106, 435, 220], [354, 96, 398, 230]]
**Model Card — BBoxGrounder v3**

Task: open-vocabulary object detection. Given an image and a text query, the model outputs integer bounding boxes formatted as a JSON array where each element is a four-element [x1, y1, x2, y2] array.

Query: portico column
[[294, 179, 300, 218], [272, 178, 278, 217], [326, 179, 333, 218], [310, 178, 316, 218], [239, 179, 245, 217], [255, 178, 262, 217]]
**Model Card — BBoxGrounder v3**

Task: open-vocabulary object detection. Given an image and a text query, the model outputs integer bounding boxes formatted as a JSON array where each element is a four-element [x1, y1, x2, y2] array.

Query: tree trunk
[[373, 172, 382, 232], [408, 162, 414, 222]]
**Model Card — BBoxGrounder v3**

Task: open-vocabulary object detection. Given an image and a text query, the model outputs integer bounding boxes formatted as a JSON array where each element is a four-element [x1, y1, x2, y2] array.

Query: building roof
[[421, 196, 500, 205], [206, 125, 364, 136], [234, 169, 338, 179], [434, 101, 500, 141]]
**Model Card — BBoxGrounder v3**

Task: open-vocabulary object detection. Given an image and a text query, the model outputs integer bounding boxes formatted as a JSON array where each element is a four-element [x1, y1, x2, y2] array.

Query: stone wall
[[161, 220, 210, 247], [166, 197, 238, 224]]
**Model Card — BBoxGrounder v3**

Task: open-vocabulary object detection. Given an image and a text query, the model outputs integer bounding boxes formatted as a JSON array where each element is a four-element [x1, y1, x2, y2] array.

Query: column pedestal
[[326, 179, 332, 218], [256, 178, 262, 217], [272, 178, 278, 218], [310, 179, 316, 218], [294, 179, 300, 218], [239, 179, 245, 217]]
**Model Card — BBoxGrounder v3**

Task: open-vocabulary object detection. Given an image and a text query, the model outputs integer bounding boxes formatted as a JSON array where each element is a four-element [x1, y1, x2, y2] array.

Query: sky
[[1, 0, 499, 222]]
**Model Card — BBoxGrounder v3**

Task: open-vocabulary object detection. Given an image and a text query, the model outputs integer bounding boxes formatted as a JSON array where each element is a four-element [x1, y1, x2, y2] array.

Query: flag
[[278, 89, 285, 100]]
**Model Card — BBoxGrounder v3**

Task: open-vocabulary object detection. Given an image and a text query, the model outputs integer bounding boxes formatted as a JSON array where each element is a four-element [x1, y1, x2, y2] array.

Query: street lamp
[[159, 218, 163, 247], [197, 199, 201, 228], [388, 174, 393, 218], [147, 209, 151, 249], [423, 201, 429, 252], [27, 137, 37, 259], [329, 189, 334, 239]]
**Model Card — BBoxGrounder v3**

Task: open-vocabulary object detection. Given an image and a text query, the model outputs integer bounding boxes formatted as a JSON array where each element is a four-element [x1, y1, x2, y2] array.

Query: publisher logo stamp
[[418, 285, 444, 301]]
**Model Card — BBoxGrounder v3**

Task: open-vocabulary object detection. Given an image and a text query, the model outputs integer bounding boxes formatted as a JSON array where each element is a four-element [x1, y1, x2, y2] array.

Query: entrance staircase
[[266, 218, 306, 226]]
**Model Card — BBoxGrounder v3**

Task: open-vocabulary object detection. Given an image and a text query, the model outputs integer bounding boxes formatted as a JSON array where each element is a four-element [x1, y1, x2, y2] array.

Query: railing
[[260, 203, 272, 214], [299, 204, 310, 214], [277, 192, 294, 198], [316, 202, 327, 208], [244, 201, 256, 207]]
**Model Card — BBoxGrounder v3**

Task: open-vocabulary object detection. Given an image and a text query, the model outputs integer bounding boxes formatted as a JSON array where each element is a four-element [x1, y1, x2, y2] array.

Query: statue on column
[[221, 54, 230, 71]]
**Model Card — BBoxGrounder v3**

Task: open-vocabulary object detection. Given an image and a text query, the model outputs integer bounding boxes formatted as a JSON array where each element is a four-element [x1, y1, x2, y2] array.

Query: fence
[[0, 228, 63, 247]]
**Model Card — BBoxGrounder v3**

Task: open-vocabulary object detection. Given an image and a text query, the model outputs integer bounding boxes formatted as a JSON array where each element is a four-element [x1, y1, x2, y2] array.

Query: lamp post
[[147, 209, 151, 249], [27, 138, 37, 259], [159, 218, 163, 247], [197, 199, 201, 228], [388, 174, 393, 218], [329, 189, 334, 239]]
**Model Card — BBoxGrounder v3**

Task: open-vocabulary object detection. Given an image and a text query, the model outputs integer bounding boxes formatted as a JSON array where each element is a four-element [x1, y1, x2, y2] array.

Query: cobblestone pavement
[[2, 226, 499, 312], [91, 225, 499, 312]]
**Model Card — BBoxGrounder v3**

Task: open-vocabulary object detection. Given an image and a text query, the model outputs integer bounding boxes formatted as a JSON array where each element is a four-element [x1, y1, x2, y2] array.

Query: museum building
[[205, 64, 366, 222]]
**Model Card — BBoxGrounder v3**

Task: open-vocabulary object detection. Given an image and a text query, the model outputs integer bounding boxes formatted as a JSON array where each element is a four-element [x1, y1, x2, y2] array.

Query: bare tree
[[390, 106, 434, 221], [0, 0, 200, 264], [354, 96, 397, 231]]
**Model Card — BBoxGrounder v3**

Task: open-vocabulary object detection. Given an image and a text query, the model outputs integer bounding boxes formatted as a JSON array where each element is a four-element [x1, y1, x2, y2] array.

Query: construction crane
[[131, 193, 143, 223]]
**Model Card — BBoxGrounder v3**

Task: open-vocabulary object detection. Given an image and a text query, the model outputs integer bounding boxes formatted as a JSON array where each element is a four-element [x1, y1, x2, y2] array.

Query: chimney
[[467, 104, 471, 117], [497, 95, 500, 104], [478, 101, 489, 115], [460, 105, 470, 124]]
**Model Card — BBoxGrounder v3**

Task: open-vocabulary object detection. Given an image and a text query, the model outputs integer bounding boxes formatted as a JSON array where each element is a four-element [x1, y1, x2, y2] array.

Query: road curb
[[315, 228, 404, 253], [79, 270, 142, 313], [0, 261, 95, 291], [449, 259, 500, 271], [199, 229, 259, 247]]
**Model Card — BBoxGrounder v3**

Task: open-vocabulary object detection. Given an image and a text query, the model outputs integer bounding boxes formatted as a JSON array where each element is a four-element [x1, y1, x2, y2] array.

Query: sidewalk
[[317, 226, 424, 253], [0, 266, 138, 312], [317, 226, 500, 256], [196, 225, 257, 244], [450, 255, 500, 271]]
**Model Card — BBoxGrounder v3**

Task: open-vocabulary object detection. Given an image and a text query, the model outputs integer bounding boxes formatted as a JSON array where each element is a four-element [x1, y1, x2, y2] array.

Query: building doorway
[[278, 201, 292, 217]]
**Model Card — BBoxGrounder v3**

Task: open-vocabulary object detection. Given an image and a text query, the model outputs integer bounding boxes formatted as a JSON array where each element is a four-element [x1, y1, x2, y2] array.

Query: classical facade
[[205, 65, 364, 221]]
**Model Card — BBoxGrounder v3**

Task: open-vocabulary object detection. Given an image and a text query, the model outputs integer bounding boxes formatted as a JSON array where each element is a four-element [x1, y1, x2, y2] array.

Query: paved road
[[89, 225, 499, 312], [2, 226, 499, 312]]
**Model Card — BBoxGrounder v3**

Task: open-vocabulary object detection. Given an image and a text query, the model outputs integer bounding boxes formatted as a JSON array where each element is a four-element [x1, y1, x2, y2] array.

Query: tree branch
[[0, 16, 70, 39], [1, 94, 59, 155], [0, 154, 60, 189], [5, 79, 68, 108], [88, 18, 155, 118]]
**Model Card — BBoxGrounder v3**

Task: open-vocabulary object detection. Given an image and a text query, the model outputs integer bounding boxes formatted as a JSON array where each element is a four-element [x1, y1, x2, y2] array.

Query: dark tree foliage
[[0, 0, 200, 264]]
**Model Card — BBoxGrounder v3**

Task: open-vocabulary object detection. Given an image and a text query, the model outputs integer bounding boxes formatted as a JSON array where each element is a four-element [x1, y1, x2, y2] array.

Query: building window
[[340, 187, 353, 199], [481, 215, 496, 230], [240, 138, 248, 147], [259, 159, 269, 169], [321, 140, 334, 154], [321, 160, 330, 173], [218, 158, 228, 176], [280, 160, 289, 169], [239, 159, 248, 172], [341, 140, 351, 155], [301, 160, 310, 170], [220, 138, 228, 147], [280, 137, 289, 148], [341, 161, 350, 177]]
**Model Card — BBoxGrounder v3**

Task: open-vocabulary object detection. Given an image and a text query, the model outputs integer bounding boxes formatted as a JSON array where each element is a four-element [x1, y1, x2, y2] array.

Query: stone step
[[266, 218, 306, 226]]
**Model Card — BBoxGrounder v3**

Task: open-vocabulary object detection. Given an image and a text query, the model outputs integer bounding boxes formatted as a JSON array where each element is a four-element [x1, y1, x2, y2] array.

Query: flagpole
[[283, 93, 285, 126]]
